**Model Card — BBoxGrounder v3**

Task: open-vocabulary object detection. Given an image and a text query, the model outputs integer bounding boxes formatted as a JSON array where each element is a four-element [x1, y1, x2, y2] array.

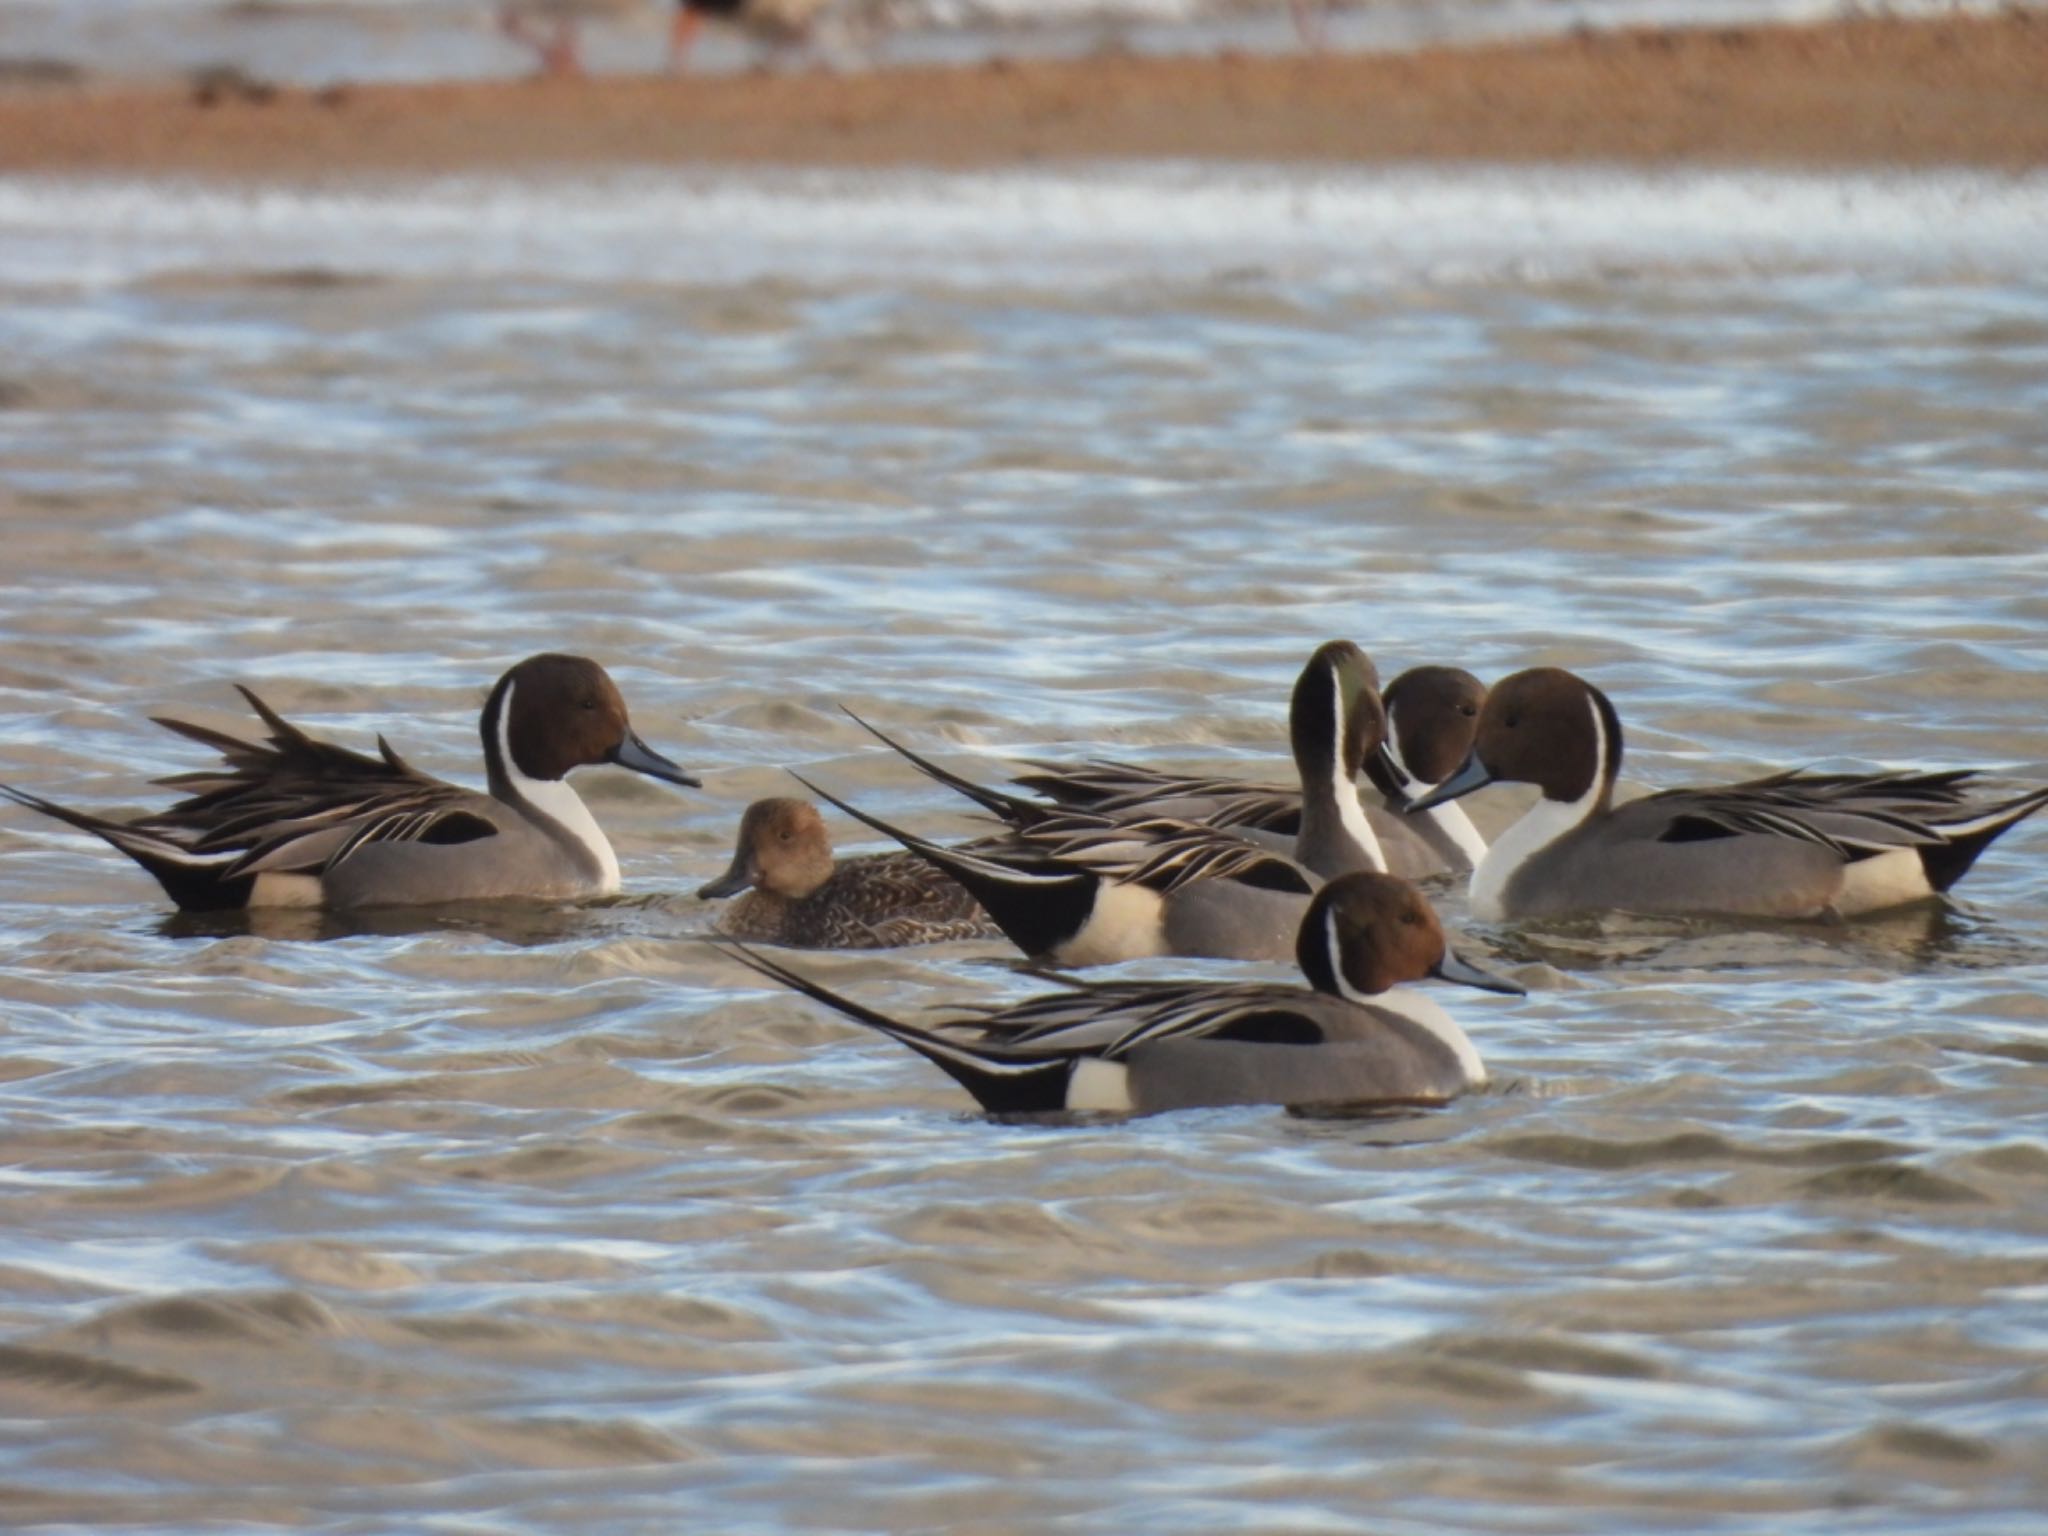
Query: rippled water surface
[[1, 167, 2046, 1533]]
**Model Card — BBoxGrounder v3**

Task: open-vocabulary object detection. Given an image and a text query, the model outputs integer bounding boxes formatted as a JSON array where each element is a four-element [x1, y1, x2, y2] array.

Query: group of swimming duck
[[5, 645, 2044, 1119]]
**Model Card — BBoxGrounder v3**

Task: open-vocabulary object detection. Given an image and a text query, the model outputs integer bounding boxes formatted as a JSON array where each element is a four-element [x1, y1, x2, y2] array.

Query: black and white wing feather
[[1649, 769, 1985, 858], [140, 686, 497, 876]]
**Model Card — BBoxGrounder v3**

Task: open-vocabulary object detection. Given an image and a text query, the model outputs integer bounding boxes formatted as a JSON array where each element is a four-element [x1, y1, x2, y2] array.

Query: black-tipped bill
[[611, 729, 700, 788], [1431, 948, 1524, 997], [1407, 752, 1491, 813], [696, 852, 755, 900]]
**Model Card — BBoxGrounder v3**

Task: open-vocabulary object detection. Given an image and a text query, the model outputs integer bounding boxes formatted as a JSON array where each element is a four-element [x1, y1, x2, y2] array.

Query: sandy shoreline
[[0, 12, 2044, 180]]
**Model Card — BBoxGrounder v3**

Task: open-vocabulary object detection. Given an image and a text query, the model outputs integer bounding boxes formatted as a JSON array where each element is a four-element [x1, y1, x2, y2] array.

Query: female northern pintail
[[722, 871, 1524, 1117], [1410, 666, 2048, 921], [799, 778, 1324, 966], [0, 653, 698, 911], [698, 796, 1000, 949], [1008, 647, 1490, 879]]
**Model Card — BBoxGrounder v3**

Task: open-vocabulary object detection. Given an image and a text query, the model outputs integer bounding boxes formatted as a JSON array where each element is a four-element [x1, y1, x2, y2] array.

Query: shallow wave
[[3, 166, 2045, 291]]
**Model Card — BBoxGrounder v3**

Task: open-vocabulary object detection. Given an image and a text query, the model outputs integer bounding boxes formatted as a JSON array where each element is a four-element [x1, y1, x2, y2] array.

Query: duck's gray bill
[[1432, 948, 1525, 996], [696, 856, 754, 900], [1407, 752, 1491, 812], [612, 729, 701, 788]]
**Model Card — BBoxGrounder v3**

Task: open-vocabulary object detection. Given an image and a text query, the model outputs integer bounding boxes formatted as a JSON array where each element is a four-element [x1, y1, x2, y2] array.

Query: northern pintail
[[1008, 647, 1489, 880], [722, 871, 1524, 1117], [1410, 666, 2048, 921], [0, 653, 699, 911], [799, 778, 1323, 966], [698, 796, 1000, 948]]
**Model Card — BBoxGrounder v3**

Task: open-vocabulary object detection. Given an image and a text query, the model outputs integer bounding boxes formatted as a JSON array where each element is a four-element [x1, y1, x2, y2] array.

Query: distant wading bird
[[499, 0, 835, 78]]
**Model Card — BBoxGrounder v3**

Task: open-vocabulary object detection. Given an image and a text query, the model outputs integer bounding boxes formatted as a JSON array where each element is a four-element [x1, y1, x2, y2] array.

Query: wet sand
[[1, 11, 2044, 178]]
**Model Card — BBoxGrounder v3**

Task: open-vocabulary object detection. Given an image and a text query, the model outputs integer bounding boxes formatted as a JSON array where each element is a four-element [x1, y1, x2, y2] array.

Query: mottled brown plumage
[[700, 797, 998, 948]]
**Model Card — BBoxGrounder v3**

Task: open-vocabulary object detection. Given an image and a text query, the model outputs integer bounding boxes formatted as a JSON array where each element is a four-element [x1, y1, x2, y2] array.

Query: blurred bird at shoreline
[[669, 0, 840, 72], [497, 0, 840, 78], [1290, 0, 1326, 51]]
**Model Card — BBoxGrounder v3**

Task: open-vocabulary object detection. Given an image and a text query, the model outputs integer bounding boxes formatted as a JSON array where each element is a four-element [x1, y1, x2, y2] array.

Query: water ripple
[[0, 171, 2045, 1533]]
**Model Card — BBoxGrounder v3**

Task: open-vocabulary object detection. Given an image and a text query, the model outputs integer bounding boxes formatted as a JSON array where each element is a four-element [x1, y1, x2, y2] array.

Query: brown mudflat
[[0, 11, 2043, 180]]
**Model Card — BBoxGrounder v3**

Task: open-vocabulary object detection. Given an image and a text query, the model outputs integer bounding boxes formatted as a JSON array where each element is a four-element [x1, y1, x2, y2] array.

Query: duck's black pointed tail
[[0, 784, 250, 910], [840, 709, 1055, 828], [717, 942, 1072, 1113], [1922, 786, 2048, 893], [789, 773, 1100, 961], [1008, 754, 1159, 809]]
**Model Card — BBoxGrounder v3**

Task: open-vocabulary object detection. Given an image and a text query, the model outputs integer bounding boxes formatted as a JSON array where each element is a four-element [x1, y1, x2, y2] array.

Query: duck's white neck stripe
[[1372, 988, 1488, 1088], [1318, 901, 1487, 1083], [495, 679, 620, 894], [1383, 702, 1488, 867], [1423, 797, 1489, 869], [1385, 702, 1415, 785], [1327, 670, 1387, 874], [1468, 692, 1607, 921], [1325, 919, 1378, 1006]]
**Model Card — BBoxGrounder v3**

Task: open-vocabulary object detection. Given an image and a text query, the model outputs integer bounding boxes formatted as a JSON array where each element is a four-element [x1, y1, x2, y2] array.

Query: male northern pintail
[[1410, 666, 2048, 921], [722, 871, 1524, 1116], [698, 796, 1001, 948], [0, 653, 699, 910], [1008, 647, 1490, 879], [799, 777, 1324, 966]]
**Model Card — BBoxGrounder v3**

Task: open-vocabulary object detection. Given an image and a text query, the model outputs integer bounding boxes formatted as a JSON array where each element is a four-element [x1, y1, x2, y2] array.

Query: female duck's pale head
[[700, 797, 837, 900]]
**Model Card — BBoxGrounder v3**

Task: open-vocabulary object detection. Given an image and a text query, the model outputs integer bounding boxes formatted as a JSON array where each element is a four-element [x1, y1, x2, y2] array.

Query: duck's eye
[[1503, 716, 1519, 729], [1460, 704, 1477, 716], [1400, 910, 1422, 926], [778, 831, 793, 843], [580, 697, 599, 711]]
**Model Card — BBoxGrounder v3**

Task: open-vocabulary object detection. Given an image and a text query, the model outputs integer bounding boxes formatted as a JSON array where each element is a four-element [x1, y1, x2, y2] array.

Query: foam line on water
[[0, 165, 2044, 290]]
